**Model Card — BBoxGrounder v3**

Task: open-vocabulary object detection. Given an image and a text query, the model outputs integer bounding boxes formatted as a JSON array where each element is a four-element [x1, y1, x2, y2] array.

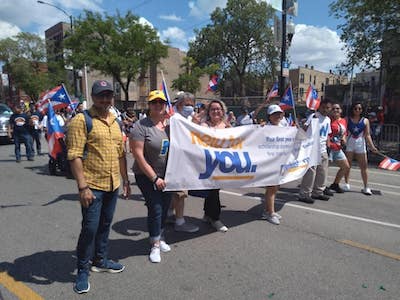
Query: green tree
[[0, 32, 53, 101], [172, 56, 219, 93], [330, 0, 400, 70], [65, 10, 168, 106], [188, 0, 278, 97]]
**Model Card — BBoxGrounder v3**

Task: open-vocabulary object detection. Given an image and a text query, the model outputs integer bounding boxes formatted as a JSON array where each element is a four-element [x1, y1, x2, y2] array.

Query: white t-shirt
[[236, 111, 254, 125], [305, 111, 331, 154]]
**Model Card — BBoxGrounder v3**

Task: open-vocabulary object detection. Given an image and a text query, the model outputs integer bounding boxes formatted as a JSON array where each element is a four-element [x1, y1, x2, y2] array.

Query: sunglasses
[[150, 99, 166, 105], [353, 107, 362, 111], [95, 93, 114, 100], [332, 107, 341, 110]]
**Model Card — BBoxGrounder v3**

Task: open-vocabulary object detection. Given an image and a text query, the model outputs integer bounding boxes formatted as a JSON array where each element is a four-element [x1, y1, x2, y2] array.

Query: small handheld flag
[[160, 70, 174, 116], [207, 75, 219, 93], [279, 85, 295, 110], [266, 82, 279, 100], [378, 156, 400, 171], [305, 84, 320, 110]]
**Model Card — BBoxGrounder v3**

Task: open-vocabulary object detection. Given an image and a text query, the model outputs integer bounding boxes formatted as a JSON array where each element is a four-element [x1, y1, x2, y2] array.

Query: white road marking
[[220, 190, 400, 229]]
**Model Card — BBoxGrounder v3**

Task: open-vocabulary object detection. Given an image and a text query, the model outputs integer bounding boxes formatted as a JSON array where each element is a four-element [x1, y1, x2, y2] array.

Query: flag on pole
[[279, 85, 295, 110], [160, 71, 174, 116], [37, 85, 72, 114], [207, 75, 219, 93], [378, 156, 400, 171], [305, 84, 320, 110], [266, 82, 279, 100], [286, 113, 295, 126], [46, 102, 65, 159]]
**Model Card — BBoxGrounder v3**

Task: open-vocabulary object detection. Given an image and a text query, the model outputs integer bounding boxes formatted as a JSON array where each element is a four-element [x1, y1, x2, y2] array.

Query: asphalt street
[[0, 139, 399, 300]]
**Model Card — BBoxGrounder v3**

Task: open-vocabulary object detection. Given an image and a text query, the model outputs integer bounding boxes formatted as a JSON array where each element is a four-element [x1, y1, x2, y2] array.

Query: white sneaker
[[149, 246, 161, 263], [342, 183, 351, 192], [159, 241, 171, 253], [261, 211, 280, 225], [211, 220, 228, 232], [271, 212, 282, 220], [361, 187, 372, 195]]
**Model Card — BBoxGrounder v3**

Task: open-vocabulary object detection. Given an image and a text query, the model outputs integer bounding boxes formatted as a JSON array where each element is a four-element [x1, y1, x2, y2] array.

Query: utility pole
[[279, 0, 287, 97]]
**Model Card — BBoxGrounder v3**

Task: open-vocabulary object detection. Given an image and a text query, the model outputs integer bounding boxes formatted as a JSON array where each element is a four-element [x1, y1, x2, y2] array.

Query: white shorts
[[346, 136, 366, 154]]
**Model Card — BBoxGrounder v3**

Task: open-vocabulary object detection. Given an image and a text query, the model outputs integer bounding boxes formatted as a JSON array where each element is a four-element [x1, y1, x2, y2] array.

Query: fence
[[373, 123, 400, 155]]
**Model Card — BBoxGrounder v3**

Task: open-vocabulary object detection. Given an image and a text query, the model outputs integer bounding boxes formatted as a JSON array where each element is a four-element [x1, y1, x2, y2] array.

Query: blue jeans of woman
[[13, 132, 33, 160], [76, 188, 118, 272], [135, 174, 171, 243]]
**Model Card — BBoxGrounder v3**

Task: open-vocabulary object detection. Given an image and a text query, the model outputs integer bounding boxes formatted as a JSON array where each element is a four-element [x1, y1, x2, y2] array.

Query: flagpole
[[289, 80, 298, 125], [62, 83, 76, 114]]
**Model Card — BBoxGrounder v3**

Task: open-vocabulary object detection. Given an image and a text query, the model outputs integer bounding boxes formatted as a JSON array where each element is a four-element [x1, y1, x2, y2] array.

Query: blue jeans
[[76, 188, 118, 271], [30, 130, 42, 154], [135, 174, 171, 242], [13, 132, 33, 160]]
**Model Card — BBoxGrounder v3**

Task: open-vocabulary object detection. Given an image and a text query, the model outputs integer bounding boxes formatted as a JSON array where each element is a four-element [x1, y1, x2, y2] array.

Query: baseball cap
[[267, 104, 283, 115], [91, 80, 114, 96], [148, 90, 166, 102]]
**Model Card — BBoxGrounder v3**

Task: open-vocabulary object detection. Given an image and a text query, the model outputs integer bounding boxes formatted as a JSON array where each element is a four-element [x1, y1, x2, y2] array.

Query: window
[[326, 78, 329, 85], [300, 73, 304, 83], [313, 76, 316, 85], [321, 83, 324, 92], [309, 75, 312, 83], [299, 87, 304, 98]]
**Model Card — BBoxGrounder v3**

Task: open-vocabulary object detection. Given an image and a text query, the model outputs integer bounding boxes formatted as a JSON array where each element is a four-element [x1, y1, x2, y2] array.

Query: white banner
[[164, 114, 320, 191]]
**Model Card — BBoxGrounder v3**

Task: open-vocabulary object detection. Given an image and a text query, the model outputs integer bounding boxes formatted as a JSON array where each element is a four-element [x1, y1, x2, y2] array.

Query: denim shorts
[[329, 149, 347, 161]]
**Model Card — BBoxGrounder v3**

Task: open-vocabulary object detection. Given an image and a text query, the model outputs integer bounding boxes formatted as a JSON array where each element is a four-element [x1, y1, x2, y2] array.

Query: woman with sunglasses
[[327, 103, 350, 193], [200, 100, 230, 232], [130, 90, 172, 263], [344, 102, 378, 195]]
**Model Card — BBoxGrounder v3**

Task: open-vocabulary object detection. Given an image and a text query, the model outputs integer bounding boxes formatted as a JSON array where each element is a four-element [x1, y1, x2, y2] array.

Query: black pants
[[204, 189, 221, 221]]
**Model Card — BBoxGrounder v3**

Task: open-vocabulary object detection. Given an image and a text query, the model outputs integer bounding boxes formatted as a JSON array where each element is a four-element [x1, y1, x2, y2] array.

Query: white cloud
[[0, 21, 21, 39], [160, 14, 183, 22], [188, 0, 227, 18], [161, 27, 189, 51], [289, 24, 347, 72]]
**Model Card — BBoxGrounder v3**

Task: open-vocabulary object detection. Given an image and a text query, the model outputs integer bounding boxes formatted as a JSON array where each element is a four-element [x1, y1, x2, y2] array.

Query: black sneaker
[[298, 196, 315, 204], [329, 183, 344, 193], [312, 194, 330, 201], [323, 188, 334, 196]]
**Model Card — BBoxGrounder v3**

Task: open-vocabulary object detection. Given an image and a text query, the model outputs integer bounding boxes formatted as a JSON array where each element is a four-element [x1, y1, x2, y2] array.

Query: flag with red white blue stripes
[[378, 157, 400, 171], [305, 84, 320, 110]]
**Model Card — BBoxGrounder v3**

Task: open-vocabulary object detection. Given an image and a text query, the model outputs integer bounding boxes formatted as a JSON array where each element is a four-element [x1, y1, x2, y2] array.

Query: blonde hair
[[206, 99, 228, 121]]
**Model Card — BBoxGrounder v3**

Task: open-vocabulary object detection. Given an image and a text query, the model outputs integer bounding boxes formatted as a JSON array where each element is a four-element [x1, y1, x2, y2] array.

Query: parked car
[[0, 103, 13, 143]]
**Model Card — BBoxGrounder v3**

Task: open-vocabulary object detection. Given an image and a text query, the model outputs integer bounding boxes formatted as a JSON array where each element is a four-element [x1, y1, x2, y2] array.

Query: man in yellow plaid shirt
[[67, 80, 131, 294]]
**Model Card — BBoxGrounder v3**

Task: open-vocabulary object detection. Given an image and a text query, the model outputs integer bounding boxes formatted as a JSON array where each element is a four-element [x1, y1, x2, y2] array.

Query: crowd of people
[[6, 80, 380, 294]]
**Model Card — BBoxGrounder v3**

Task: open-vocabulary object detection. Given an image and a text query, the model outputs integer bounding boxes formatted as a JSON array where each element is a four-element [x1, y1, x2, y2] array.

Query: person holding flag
[[305, 84, 320, 111], [67, 80, 130, 294]]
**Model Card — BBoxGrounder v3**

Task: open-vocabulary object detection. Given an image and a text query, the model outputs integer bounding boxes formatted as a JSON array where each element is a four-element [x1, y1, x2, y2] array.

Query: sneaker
[[271, 212, 282, 220], [342, 183, 351, 192], [261, 211, 280, 225], [311, 194, 330, 201], [361, 187, 372, 195], [323, 188, 334, 196], [174, 222, 199, 233], [149, 246, 161, 263], [165, 215, 176, 224], [73, 270, 90, 294], [329, 183, 344, 193], [16, 159, 21, 163], [210, 220, 228, 232], [90, 259, 125, 273], [298, 196, 315, 204], [28, 157, 34, 161], [159, 241, 171, 253]]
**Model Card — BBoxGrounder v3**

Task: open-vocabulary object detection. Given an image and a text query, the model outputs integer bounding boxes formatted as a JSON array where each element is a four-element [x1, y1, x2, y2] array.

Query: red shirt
[[329, 117, 347, 151]]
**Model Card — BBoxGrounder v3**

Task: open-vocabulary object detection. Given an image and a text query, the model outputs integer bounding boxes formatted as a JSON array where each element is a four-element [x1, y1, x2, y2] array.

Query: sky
[[0, 0, 347, 73]]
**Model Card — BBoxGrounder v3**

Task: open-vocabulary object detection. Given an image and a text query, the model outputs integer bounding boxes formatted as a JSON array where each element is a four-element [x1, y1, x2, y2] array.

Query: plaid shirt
[[67, 107, 124, 192]]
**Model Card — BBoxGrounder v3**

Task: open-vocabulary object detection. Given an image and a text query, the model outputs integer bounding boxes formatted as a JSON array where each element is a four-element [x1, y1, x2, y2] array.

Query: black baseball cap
[[91, 80, 114, 96]]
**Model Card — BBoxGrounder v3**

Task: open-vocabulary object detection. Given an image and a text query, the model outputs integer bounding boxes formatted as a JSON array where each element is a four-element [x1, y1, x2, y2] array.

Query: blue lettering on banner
[[160, 139, 169, 156], [199, 149, 257, 179], [320, 123, 329, 137]]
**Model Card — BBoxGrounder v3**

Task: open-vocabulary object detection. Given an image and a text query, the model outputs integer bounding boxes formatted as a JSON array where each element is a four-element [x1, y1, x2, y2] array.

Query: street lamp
[[37, 0, 79, 98]]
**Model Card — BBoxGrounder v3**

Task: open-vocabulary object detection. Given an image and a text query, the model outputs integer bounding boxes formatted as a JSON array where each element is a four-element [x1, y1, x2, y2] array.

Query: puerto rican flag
[[266, 82, 279, 100], [37, 85, 72, 114], [207, 75, 219, 93], [378, 157, 400, 171], [46, 102, 65, 159], [305, 84, 320, 110], [279, 85, 295, 110]]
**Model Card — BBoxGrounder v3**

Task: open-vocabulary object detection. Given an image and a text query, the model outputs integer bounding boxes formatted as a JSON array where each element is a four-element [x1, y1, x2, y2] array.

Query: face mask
[[181, 105, 194, 118]]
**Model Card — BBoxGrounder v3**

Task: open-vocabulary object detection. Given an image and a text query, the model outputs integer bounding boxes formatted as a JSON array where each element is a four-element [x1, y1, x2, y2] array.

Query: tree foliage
[[188, 0, 278, 96], [65, 10, 168, 103], [0, 32, 56, 101], [330, 0, 400, 71], [171, 56, 219, 94]]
